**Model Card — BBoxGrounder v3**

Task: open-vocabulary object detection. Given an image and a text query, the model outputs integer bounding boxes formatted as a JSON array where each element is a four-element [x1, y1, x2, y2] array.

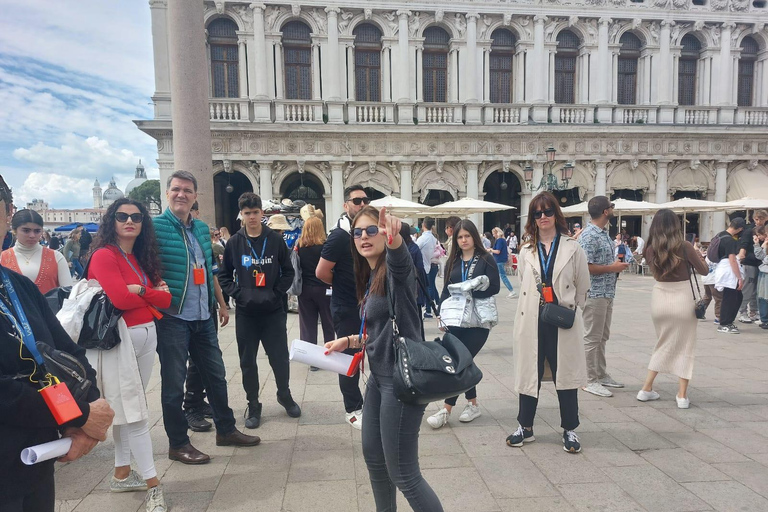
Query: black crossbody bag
[[532, 268, 575, 329]]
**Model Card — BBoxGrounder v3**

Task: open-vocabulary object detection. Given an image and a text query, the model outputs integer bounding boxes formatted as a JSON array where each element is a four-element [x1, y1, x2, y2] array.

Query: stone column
[[167, 0, 214, 222], [275, 42, 284, 98], [483, 48, 491, 102], [449, 48, 459, 103], [331, 162, 345, 222], [465, 14, 479, 102], [400, 162, 413, 203], [718, 23, 737, 123], [149, 0, 171, 119], [347, 44, 355, 100], [250, 4, 268, 98], [658, 21, 674, 123], [597, 18, 611, 104], [466, 162, 481, 227], [397, 10, 412, 102], [238, 39, 248, 98], [655, 160, 670, 204], [416, 45, 424, 102], [713, 161, 729, 232], [256, 161, 273, 201], [325, 8, 344, 122], [595, 161, 608, 196], [531, 16, 548, 122], [311, 43, 321, 100], [382, 44, 392, 101]]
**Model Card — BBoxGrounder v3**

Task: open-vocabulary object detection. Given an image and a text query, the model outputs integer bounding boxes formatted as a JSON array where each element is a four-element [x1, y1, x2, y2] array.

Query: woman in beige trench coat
[[507, 192, 591, 454]]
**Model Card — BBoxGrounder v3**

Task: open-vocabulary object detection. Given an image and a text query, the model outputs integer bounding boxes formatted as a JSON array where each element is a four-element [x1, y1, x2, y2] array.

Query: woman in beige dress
[[637, 209, 709, 409]]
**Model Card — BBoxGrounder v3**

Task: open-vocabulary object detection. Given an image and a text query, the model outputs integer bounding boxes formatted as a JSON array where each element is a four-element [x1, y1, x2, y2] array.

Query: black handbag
[[78, 292, 122, 350], [688, 262, 707, 320], [532, 268, 575, 329], [387, 284, 483, 405], [35, 341, 92, 402]]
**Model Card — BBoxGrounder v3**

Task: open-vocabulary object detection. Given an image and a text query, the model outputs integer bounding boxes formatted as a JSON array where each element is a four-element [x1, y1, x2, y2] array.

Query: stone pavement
[[54, 273, 768, 512]]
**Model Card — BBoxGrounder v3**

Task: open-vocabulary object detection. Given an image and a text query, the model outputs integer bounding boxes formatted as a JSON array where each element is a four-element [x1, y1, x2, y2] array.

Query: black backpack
[[707, 233, 729, 263]]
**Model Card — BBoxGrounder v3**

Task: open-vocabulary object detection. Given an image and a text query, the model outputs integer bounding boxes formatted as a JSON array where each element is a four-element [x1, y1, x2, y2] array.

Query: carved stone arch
[[613, 26, 652, 47], [346, 163, 399, 196], [204, 10, 246, 32], [275, 12, 323, 35], [569, 164, 596, 197], [272, 162, 331, 198], [485, 23, 523, 44], [734, 31, 768, 51], [419, 18, 460, 41], [211, 161, 259, 191], [552, 21, 591, 46], [414, 162, 465, 201], [668, 162, 715, 194], [346, 14, 390, 38], [674, 29, 708, 49], [478, 162, 525, 191], [606, 161, 653, 194]]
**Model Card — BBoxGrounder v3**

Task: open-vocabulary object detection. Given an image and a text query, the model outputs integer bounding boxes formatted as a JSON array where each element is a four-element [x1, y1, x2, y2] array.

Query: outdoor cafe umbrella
[[427, 197, 515, 218], [54, 222, 100, 233], [369, 195, 430, 216], [560, 199, 658, 232], [658, 198, 728, 236], [724, 197, 768, 218]]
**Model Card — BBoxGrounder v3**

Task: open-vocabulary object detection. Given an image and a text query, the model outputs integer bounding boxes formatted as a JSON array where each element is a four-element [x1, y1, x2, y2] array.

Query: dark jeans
[[70, 259, 84, 278], [298, 284, 335, 345], [444, 327, 489, 406], [0, 462, 54, 512], [517, 320, 580, 431], [703, 284, 723, 320], [333, 306, 365, 413], [235, 308, 291, 405], [720, 287, 744, 326], [425, 264, 440, 314], [362, 373, 443, 512], [156, 315, 236, 448], [759, 298, 768, 324], [184, 314, 219, 411]]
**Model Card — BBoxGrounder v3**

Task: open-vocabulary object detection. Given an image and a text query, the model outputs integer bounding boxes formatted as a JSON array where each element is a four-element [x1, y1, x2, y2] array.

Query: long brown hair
[[646, 208, 685, 280], [297, 217, 326, 247], [350, 206, 387, 301], [523, 192, 569, 248], [445, 219, 487, 284]]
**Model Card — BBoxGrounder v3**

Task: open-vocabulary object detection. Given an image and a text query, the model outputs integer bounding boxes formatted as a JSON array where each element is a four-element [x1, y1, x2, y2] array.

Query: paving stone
[[618, 406, 693, 433], [660, 432, 750, 464], [556, 483, 645, 512], [208, 472, 288, 511], [711, 461, 768, 498], [576, 432, 648, 468], [421, 467, 501, 511], [71, 492, 144, 512], [699, 427, 768, 455], [288, 449, 355, 482], [224, 439, 294, 475], [598, 421, 677, 451], [453, 425, 525, 458], [283, 480, 359, 512], [639, 448, 730, 483], [683, 481, 768, 512], [608, 465, 712, 511], [161, 457, 228, 493], [472, 455, 559, 499], [294, 423, 353, 451], [497, 496, 575, 512]]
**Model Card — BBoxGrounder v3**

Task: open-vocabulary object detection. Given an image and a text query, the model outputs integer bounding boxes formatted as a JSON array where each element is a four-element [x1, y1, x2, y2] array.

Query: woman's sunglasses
[[347, 197, 371, 206], [533, 208, 555, 220], [353, 225, 380, 239], [115, 212, 144, 223]]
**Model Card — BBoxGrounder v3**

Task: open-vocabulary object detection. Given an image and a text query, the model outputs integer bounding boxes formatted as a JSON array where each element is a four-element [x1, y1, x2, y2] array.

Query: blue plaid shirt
[[579, 223, 617, 299]]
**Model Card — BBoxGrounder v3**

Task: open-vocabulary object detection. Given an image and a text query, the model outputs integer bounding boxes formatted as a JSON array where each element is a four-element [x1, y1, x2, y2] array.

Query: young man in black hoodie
[[219, 192, 299, 429]]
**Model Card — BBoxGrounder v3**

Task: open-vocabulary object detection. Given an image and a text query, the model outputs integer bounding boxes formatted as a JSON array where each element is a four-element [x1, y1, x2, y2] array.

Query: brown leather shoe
[[168, 443, 210, 465], [216, 428, 261, 447]]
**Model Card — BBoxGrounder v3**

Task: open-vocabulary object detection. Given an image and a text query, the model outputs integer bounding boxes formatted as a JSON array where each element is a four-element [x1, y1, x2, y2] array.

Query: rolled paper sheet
[[289, 339, 356, 376], [21, 438, 73, 465]]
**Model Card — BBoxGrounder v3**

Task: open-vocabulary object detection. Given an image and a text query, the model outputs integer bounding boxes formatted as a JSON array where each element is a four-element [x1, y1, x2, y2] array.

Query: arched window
[[618, 32, 642, 105], [354, 24, 382, 102], [490, 29, 516, 103], [555, 30, 580, 104], [423, 27, 450, 103], [208, 18, 239, 98], [738, 36, 759, 107], [678, 34, 701, 106], [282, 21, 312, 100]]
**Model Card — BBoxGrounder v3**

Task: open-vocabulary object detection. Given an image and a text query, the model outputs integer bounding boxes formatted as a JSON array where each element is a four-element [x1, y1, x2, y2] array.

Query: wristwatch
[[138, 286, 146, 297]]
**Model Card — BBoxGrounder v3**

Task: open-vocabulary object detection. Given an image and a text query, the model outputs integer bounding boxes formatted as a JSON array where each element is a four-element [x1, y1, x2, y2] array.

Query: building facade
[[137, 0, 768, 238]]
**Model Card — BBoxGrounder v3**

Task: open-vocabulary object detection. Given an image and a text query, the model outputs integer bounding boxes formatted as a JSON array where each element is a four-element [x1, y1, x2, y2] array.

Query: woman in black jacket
[[428, 219, 500, 429], [0, 175, 113, 511]]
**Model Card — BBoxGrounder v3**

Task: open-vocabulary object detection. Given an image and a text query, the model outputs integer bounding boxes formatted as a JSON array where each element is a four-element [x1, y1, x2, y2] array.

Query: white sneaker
[[599, 375, 625, 388], [146, 485, 168, 512], [507, 291, 518, 299], [676, 396, 690, 409], [636, 389, 660, 402], [110, 470, 148, 493], [345, 409, 363, 431], [427, 407, 451, 429], [582, 382, 613, 397], [738, 314, 753, 323], [459, 403, 482, 423]]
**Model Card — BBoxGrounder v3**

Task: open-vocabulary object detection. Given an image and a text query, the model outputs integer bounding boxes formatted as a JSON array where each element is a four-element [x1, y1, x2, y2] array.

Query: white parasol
[[369, 195, 430, 216], [427, 197, 516, 218]]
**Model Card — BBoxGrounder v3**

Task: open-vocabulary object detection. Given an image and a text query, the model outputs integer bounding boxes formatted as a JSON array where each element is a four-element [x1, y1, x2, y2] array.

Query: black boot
[[277, 392, 301, 418], [244, 402, 262, 429]]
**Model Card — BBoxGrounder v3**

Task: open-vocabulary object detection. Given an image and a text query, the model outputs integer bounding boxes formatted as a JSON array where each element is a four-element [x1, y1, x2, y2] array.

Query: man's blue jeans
[[497, 262, 514, 292], [426, 264, 439, 314], [156, 315, 236, 448]]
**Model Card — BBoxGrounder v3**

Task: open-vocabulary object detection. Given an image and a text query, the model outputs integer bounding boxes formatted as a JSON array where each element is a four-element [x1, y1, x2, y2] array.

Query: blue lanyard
[[461, 257, 474, 282], [183, 228, 200, 267], [116, 246, 148, 286], [0, 269, 45, 366], [358, 289, 369, 340], [538, 235, 559, 278], [247, 238, 268, 267]]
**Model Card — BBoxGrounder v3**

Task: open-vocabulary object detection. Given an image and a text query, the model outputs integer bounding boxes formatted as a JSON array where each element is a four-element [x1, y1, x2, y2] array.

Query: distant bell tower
[[93, 178, 103, 208]]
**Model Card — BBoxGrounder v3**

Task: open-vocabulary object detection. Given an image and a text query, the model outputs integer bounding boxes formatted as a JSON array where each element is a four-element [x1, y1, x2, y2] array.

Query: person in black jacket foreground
[[0, 175, 114, 512], [218, 192, 299, 429]]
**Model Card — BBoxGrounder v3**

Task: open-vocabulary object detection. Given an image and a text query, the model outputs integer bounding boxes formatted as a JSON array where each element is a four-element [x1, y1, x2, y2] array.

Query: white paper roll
[[289, 339, 355, 375], [21, 438, 73, 465]]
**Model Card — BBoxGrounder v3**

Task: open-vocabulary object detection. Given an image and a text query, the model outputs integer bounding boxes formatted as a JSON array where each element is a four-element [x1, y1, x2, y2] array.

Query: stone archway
[[214, 170, 254, 234], [482, 170, 522, 235], [280, 171, 326, 218]]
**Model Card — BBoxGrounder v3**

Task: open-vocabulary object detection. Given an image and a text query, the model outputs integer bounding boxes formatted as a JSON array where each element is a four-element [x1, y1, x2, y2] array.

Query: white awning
[[728, 170, 768, 202]]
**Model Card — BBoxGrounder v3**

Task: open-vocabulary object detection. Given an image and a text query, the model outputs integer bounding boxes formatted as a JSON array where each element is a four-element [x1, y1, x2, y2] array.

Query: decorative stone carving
[[409, 12, 420, 37], [649, 22, 660, 44], [364, 8, 372, 20], [311, 8, 327, 34], [568, 15, 579, 28], [271, 161, 286, 184], [223, 159, 232, 173], [455, 162, 467, 181], [478, 15, 493, 39], [609, 23, 621, 43], [435, 10, 444, 23], [265, 6, 286, 31], [670, 23, 686, 44], [690, 159, 701, 170], [730, 0, 751, 11], [544, 19, 558, 42], [708, 24, 721, 46], [748, 159, 759, 170], [338, 10, 353, 33], [503, 13, 512, 27], [584, 19, 598, 43], [214, 0, 225, 14], [291, 4, 300, 17], [454, 13, 467, 39], [232, 5, 253, 30], [384, 11, 398, 35], [711, 0, 728, 10], [343, 162, 355, 181]]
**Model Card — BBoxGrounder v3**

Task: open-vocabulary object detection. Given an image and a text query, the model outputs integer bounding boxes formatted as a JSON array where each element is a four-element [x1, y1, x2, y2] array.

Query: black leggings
[[517, 320, 580, 431], [444, 327, 489, 406]]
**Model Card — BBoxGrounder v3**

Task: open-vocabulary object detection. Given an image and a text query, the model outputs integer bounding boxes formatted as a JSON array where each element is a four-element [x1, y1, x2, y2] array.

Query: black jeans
[[298, 284, 335, 345], [184, 316, 218, 411], [333, 306, 365, 413], [362, 373, 443, 512], [156, 315, 237, 448], [425, 264, 440, 314], [720, 287, 744, 326], [517, 320, 580, 431], [444, 327, 489, 406], [235, 308, 291, 405], [0, 462, 54, 512]]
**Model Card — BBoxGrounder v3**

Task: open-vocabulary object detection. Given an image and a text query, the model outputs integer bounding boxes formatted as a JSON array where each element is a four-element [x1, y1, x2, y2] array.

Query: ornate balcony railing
[[736, 107, 768, 126], [349, 102, 395, 124], [209, 99, 249, 121], [484, 104, 529, 124], [676, 106, 718, 125], [551, 105, 595, 124], [614, 107, 657, 124], [417, 103, 462, 124], [275, 100, 323, 123]]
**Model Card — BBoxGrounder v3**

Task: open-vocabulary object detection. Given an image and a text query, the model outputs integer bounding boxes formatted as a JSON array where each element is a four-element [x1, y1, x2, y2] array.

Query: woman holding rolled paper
[[0, 175, 113, 512], [324, 206, 443, 512], [507, 191, 591, 454]]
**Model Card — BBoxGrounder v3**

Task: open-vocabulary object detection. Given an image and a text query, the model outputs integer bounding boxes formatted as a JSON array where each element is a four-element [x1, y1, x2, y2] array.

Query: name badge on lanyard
[[185, 232, 206, 286], [248, 238, 268, 287], [538, 235, 558, 304]]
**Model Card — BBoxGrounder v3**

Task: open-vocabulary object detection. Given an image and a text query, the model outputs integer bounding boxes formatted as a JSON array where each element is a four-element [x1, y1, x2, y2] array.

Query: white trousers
[[113, 322, 157, 480]]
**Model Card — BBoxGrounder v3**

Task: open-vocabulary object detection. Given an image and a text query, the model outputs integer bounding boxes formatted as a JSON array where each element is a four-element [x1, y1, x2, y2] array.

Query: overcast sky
[[0, 0, 159, 209]]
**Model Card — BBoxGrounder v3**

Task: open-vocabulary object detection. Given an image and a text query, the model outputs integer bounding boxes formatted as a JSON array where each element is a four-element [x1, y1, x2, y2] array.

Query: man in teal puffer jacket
[[154, 171, 260, 465]]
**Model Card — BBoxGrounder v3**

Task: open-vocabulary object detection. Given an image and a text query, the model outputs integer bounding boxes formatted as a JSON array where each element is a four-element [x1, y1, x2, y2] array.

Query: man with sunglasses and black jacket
[[316, 185, 370, 429]]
